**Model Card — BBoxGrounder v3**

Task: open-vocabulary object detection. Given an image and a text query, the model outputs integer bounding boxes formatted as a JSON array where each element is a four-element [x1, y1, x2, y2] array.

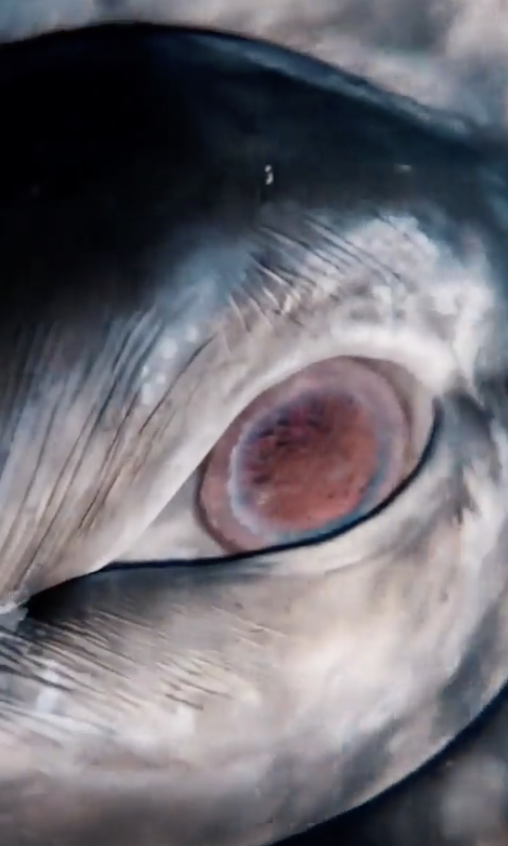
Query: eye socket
[[197, 356, 433, 553]]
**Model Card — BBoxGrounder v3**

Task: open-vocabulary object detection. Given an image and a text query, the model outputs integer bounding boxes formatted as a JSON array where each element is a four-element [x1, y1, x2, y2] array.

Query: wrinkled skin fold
[[2, 15, 508, 846]]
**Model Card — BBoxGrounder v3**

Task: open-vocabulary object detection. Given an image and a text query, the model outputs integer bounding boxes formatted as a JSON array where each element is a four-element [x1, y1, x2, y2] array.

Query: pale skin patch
[[34, 661, 62, 716]]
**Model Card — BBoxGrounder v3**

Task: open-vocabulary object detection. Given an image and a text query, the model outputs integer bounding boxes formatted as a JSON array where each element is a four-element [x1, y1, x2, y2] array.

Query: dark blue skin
[[1, 13, 508, 846]]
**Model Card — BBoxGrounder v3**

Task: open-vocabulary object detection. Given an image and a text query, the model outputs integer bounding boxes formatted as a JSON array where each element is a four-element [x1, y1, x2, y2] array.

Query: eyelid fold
[[197, 355, 434, 555]]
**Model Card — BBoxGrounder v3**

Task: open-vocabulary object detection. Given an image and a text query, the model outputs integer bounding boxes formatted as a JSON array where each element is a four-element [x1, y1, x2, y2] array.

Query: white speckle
[[34, 661, 61, 715], [185, 325, 199, 343], [281, 292, 294, 315], [129, 702, 197, 746], [169, 702, 197, 738], [0, 598, 25, 620], [160, 338, 178, 361], [264, 164, 274, 186], [262, 288, 279, 308], [140, 381, 156, 407]]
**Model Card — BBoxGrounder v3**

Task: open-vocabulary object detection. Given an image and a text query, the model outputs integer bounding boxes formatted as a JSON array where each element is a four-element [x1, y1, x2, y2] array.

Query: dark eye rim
[[196, 355, 437, 556], [97, 404, 441, 579]]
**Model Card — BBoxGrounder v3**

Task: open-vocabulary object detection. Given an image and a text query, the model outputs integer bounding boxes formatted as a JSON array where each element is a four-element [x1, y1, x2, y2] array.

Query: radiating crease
[[18, 308, 163, 579], [0, 332, 72, 586], [74, 311, 163, 536]]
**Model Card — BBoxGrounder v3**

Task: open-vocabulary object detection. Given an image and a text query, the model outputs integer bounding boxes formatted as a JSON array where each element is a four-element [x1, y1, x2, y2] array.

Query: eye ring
[[198, 356, 425, 553]]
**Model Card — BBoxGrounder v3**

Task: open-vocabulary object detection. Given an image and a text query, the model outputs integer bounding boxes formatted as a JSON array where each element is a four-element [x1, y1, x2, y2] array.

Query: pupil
[[235, 390, 379, 534]]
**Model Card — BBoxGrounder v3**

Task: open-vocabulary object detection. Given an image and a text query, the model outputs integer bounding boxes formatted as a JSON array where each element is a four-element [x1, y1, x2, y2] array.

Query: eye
[[197, 356, 433, 553]]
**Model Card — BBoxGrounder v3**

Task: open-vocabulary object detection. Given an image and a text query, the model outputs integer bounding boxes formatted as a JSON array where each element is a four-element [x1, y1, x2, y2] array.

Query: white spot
[[155, 373, 166, 386], [168, 702, 197, 738], [264, 164, 274, 186], [34, 660, 61, 715], [160, 338, 178, 361], [129, 702, 197, 746], [140, 381, 156, 407], [185, 325, 199, 343], [0, 599, 25, 620]]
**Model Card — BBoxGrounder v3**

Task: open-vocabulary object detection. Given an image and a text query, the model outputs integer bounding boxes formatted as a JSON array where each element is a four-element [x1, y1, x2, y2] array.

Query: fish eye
[[198, 355, 434, 552]]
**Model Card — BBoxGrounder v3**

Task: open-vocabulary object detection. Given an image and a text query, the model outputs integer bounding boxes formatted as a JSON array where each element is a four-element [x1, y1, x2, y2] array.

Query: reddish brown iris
[[198, 357, 411, 552], [237, 392, 377, 532]]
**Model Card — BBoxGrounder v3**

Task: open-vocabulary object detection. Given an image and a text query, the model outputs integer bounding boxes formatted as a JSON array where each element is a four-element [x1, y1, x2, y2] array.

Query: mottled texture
[[0, 5, 506, 846]]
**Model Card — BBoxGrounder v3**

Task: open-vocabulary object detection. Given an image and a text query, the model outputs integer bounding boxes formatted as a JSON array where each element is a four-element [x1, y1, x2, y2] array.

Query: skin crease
[[2, 3, 508, 846]]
